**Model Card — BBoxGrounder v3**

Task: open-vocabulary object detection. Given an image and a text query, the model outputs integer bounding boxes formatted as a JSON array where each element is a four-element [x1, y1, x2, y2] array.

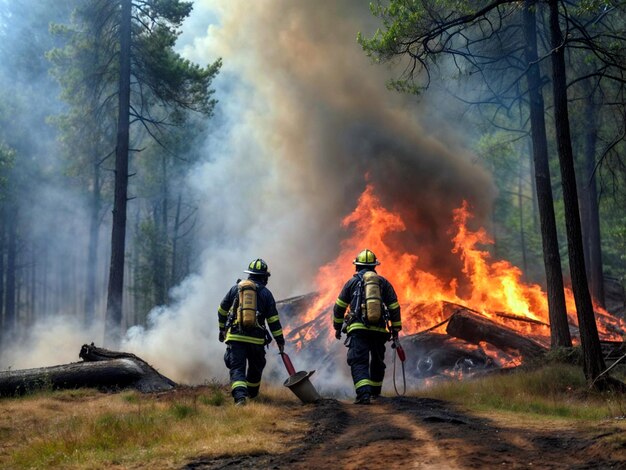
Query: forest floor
[[2, 368, 626, 469], [184, 394, 626, 470]]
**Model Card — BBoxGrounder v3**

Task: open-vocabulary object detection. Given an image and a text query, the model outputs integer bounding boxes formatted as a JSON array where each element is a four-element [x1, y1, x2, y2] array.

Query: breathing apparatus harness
[[224, 279, 272, 347]]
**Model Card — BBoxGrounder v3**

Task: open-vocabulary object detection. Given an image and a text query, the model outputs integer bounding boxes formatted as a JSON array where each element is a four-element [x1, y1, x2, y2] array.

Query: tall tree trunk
[[29, 245, 36, 326], [85, 159, 101, 326], [106, 0, 132, 345], [42, 245, 48, 318], [4, 204, 17, 335], [0, 204, 5, 330], [171, 193, 182, 286], [548, 0, 605, 385], [528, 140, 539, 233], [582, 91, 605, 309], [522, 0, 571, 348], [155, 154, 168, 306], [518, 160, 528, 277]]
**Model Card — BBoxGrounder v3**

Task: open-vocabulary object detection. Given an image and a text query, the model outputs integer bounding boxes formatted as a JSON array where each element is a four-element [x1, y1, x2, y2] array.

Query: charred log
[[401, 332, 495, 377], [0, 344, 176, 396], [446, 309, 547, 359]]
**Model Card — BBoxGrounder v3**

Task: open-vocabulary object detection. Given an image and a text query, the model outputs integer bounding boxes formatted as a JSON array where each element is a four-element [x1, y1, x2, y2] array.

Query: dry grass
[[414, 364, 626, 421], [0, 385, 305, 469]]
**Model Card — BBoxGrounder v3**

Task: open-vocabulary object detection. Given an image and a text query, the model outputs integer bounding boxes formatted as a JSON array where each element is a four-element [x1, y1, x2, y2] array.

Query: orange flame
[[295, 184, 625, 348]]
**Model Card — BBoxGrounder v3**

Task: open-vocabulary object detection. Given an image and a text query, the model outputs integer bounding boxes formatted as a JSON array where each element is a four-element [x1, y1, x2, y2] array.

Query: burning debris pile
[[278, 296, 549, 379], [277, 184, 626, 382]]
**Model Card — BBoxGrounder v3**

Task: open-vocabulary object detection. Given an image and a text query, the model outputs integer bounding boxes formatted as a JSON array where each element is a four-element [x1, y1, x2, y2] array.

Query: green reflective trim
[[271, 329, 283, 337], [218, 306, 229, 315], [354, 379, 370, 390], [388, 302, 400, 310], [370, 380, 383, 387], [347, 323, 389, 334], [333, 317, 344, 324], [391, 321, 402, 327], [231, 381, 247, 390], [226, 333, 265, 345], [219, 322, 225, 328], [247, 380, 261, 388], [335, 298, 348, 308], [267, 315, 279, 323]]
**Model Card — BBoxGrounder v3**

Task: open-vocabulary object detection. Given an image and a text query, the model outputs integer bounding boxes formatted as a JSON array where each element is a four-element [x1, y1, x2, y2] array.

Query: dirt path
[[184, 397, 626, 469]]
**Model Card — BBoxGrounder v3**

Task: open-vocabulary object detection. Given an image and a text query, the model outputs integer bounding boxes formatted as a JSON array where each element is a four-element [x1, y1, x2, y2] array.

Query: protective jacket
[[332, 269, 402, 335], [218, 281, 285, 347]]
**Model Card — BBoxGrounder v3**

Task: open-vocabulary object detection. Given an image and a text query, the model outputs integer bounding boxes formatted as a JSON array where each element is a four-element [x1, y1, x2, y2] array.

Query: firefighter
[[333, 249, 402, 405], [218, 258, 285, 406]]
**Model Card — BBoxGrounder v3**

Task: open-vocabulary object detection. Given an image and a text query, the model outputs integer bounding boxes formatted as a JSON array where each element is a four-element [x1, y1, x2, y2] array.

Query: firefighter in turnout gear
[[218, 259, 285, 405], [333, 249, 402, 405]]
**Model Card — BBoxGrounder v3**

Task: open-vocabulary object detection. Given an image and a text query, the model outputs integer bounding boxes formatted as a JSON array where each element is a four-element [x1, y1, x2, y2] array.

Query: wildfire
[[293, 184, 625, 345]]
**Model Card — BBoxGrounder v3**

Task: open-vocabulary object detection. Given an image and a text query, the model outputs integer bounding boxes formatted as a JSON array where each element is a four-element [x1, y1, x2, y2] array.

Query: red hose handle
[[280, 352, 296, 376], [393, 338, 406, 362]]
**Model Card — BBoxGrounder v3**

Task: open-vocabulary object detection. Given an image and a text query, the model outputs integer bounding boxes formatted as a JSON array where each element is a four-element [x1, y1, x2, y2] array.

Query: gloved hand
[[335, 329, 342, 340], [278, 342, 285, 354], [218, 330, 225, 343], [391, 329, 399, 340]]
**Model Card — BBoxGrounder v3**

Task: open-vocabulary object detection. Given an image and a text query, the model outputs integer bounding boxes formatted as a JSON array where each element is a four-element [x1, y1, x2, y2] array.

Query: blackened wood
[[402, 332, 494, 377], [0, 359, 142, 396], [79, 343, 177, 392], [446, 309, 547, 359], [0, 344, 176, 396]]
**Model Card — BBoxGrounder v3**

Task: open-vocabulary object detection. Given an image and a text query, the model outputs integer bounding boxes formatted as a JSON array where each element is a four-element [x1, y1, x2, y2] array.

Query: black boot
[[354, 394, 371, 405]]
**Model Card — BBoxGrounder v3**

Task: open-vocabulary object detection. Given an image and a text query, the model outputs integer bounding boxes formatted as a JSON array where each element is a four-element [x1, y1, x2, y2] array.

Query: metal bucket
[[283, 370, 321, 404]]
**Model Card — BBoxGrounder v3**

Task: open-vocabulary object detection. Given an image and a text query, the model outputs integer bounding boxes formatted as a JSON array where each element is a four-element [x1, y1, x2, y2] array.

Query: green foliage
[[542, 346, 583, 366], [199, 389, 226, 406], [358, 1, 503, 93], [169, 402, 196, 419]]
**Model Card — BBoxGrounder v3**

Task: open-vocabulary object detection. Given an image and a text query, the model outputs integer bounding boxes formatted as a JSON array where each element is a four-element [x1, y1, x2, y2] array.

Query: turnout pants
[[224, 341, 266, 400], [347, 330, 387, 399]]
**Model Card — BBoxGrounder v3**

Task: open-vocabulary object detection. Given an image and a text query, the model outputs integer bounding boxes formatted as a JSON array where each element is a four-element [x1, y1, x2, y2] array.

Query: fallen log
[[446, 309, 547, 359], [79, 343, 177, 392], [0, 344, 176, 397]]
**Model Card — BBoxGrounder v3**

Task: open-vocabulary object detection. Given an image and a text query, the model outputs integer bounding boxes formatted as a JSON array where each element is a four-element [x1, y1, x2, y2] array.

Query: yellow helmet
[[353, 249, 380, 266]]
